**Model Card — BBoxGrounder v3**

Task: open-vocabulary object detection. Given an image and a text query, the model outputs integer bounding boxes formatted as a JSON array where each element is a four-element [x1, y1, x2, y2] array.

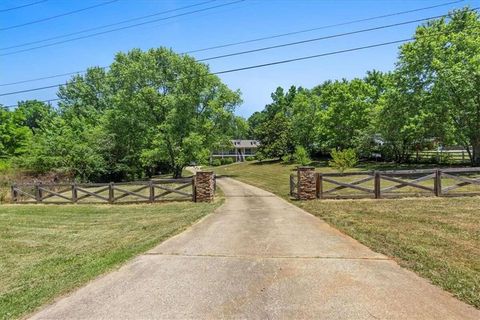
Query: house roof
[[231, 140, 260, 148]]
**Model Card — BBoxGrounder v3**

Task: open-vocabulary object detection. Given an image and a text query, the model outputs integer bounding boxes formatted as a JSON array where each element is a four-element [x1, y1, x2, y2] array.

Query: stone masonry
[[297, 167, 316, 200], [194, 171, 215, 202]]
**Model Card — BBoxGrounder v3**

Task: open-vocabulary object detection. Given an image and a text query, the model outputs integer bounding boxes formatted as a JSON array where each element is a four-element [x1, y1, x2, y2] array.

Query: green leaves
[[395, 8, 480, 164], [10, 47, 240, 180]]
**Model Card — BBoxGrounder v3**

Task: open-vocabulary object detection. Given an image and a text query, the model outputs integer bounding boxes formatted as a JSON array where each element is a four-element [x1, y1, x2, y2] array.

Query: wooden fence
[[415, 150, 471, 164], [11, 178, 195, 204], [290, 167, 480, 200]]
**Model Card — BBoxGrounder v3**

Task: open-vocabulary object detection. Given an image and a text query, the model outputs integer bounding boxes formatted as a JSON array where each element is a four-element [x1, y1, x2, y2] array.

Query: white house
[[212, 140, 260, 162]]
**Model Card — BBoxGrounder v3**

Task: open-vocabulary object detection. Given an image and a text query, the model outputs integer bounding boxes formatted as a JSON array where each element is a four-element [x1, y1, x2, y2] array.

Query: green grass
[[211, 160, 480, 308], [0, 200, 222, 320]]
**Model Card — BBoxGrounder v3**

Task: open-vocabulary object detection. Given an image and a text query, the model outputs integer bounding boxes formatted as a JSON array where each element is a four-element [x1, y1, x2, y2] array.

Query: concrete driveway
[[30, 177, 479, 319]]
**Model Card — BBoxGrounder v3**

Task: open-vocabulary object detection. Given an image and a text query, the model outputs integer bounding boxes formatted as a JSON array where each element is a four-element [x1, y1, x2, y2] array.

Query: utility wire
[[0, 0, 47, 13], [0, 0, 218, 51], [0, 0, 464, 86], [0, 0, 119, 31], [3, 25, 479, 109], [186, 0, 465, 54], [1, 8, 476, 97], [197, 9, 479, 62], [0, 0, 245, 56]]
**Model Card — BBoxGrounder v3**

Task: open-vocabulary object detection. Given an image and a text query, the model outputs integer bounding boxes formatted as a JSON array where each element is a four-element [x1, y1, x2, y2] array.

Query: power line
[[0, 0, 246, 56], [0, 0, 119, 31], [197, 9, 479, 62], [1, 8, 475, 97], [0, 0, 47, 13], [0, 0, 465, 87], [3, 26, 479, 109], [186, 0, 465, 54], [0, 0, 218, 51]]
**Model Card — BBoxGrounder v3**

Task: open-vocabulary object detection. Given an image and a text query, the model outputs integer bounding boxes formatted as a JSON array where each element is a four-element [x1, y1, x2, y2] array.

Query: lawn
[[212, 160, 480, 308], [0, 200, 222, 320]]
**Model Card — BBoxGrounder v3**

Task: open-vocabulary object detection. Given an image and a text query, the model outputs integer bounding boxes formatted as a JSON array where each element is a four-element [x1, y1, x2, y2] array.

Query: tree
[[255, 113, 293, 159], [105, 48, 241, 178], [16, 100, 55, 131], [0, 107, 31, 157], [315, 79, 377, 151], [22, 48, 241, 180], [396, 8, 480, 164], [247, 111, 266, 139], [290, 90, 321, 153], [249, 86, 298, 159], [376, 76, 433, 162]]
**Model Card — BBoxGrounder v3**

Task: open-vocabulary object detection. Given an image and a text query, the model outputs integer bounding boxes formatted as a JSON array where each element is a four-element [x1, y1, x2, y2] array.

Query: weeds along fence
[[11, 178, 195, 204], [290, 167, 480, 200]]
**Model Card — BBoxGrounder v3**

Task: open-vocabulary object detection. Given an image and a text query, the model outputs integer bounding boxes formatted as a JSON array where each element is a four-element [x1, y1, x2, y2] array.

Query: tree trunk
[[472, 138, 480, 166], [172, 166, 183, 179]]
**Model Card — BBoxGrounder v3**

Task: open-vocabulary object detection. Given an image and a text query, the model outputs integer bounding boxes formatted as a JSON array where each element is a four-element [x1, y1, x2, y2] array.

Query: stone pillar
[[194, 171, 215, 202], [297, 167, 316, 200]]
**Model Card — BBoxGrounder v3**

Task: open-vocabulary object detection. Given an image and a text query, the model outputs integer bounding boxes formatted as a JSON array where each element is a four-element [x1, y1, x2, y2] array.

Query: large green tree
[[106, 48, 241, 178], [396, 8, 480, 164], [315, 79, 377, 151], [24, 48, 241, 180]]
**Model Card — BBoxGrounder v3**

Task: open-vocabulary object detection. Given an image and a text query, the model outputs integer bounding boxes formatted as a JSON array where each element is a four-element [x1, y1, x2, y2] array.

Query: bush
[[256, 151, 266, 162], [222, 157, 234, 165], [329, 148, 358, 173], [294, 146, 311, 166], [211, 159, 221, 166], [245, 156, 255, 161], [439, 152, 455, 165], [281, 154, 293, 163]]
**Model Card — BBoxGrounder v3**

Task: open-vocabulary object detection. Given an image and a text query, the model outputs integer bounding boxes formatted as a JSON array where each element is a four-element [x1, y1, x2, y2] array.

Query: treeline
[[1, 48, 244, 181], [249, 8, 480, 166]]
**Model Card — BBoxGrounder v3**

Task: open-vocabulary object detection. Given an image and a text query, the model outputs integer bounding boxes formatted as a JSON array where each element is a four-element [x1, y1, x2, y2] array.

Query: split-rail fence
[[11, 178, 196, 204], [290, 167, 480, 200]]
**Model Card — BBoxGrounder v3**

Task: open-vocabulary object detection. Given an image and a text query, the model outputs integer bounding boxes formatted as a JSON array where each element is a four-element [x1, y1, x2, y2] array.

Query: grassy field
[[0, 200, 222, 320], [212, 161, 480, 308]]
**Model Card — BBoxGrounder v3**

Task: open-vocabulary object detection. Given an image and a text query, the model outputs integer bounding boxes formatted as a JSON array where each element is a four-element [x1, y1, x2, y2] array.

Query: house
[[212, 140, 260, 162]]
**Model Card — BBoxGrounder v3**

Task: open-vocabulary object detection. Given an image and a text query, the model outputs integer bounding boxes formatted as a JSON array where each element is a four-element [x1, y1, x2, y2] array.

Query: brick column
[[297, 167, 316, 200], [194, 171, 215, 202]]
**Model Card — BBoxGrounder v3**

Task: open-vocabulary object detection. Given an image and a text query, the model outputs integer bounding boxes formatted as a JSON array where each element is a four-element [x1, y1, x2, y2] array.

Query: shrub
[[223, 157, 234, 165], [256, 151, 266, 162], [329, 148, 358, 173], [245, 156, 255, 161], [294, 146, 311, 166], [439, 152, 455, 165], [211, 159, 221, 166], [281, 154, 293, 163]]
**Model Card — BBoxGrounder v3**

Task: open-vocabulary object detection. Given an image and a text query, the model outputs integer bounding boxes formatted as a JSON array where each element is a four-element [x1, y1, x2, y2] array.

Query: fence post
[[374, 171, 381, 199], [289, 175, 294, 197], [192, 177, 196, 202], [109, 182, 114, 203], [149, 180, 155, 203], [316, 173, 323, 199], [434, 169, 442, 197], [72, 183, 78, 203], [297, 167, 316, 200], [35, 182, 43, 203], [10, 184, 17, 203], [194, 171, 215, 202]]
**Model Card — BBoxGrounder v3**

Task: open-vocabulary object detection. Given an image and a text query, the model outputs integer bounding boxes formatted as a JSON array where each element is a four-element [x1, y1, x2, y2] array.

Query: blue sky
[[1, 0, 479, 117]]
